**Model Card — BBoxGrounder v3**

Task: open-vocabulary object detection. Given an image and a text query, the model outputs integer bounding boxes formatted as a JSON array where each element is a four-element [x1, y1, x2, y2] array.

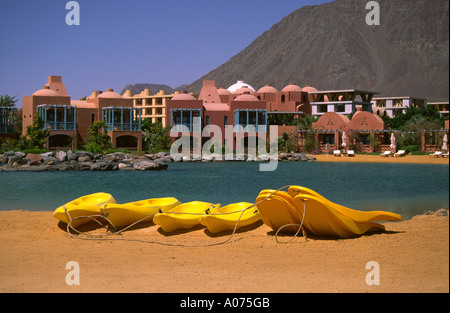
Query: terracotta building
[[311, 109, 390, 153], [22, 76, 142, 150], [166, 80, 312, 151]]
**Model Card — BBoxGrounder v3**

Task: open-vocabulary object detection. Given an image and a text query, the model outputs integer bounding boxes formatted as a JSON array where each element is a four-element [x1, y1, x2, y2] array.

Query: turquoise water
[[0, 162, 448, 220]]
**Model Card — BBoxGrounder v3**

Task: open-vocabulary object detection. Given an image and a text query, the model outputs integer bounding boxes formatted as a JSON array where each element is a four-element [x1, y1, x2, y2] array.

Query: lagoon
[[0, 162, 448, 220]]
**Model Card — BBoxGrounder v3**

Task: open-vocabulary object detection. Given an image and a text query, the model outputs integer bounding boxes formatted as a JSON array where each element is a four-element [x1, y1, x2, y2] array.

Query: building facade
[[22, 76, 142, 150]]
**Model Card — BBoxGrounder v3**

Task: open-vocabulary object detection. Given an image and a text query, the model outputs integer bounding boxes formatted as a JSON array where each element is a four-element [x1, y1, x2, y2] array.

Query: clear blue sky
[[0, 0, 333, 107]]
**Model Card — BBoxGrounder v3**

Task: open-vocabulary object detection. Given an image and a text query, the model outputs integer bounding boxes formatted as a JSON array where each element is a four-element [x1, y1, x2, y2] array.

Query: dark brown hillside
[[185, 0, 449, 101]]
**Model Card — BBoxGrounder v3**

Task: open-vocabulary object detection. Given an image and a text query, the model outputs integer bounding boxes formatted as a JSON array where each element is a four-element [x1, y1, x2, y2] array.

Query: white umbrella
[[390, 133, 396, 151], [443, 134, 448, 152], [341, 131, 347, 148]]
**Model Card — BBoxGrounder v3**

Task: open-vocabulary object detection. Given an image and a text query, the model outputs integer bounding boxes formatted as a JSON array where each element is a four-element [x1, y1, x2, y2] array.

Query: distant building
[[22, 76, 142, 150], [123, 89, 177, 127], [371, 96, 426, 117], [309, 89, 379, 117], [427, 101, 449, 118]]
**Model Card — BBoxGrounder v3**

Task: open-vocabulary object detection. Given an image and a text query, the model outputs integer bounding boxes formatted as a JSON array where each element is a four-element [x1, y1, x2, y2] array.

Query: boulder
[[25, 153, 43, 165], [66, 150, 77, 161], [133, 160, 168, 171], [78, 156, 91, 163], [56, 151, 67, 162]]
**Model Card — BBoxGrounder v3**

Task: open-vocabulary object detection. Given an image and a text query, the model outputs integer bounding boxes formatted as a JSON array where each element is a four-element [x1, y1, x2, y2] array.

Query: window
[[206, 116, 209, 125], [224, 115, 228, 126], [91, 113, 95, 124]]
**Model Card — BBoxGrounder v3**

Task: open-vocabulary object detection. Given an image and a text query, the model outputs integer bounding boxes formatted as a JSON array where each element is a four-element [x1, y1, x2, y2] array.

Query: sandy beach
[[311, 153, 449, 165], [0, 208, 448, 293]]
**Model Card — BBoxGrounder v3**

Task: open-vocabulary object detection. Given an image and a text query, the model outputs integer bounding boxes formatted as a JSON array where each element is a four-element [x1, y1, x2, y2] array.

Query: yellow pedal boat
[[99, 197, 181, 228], [53, 192, 116, 227], [292, 194, 401, 238], [288, 185, 402, 224], [256, 185, 402, 238], [255, 190, 302, 233], [199, 202, 260, 234], [153, 201, 220, 233]]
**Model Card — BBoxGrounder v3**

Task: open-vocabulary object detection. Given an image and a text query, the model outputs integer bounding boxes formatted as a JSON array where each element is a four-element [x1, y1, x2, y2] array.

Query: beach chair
[[333, 150, 341, 157], [380, 151, 391, 157], [346, 150, 355, 157], [429, 151, 442, 158], [394, 150, 406, 157]]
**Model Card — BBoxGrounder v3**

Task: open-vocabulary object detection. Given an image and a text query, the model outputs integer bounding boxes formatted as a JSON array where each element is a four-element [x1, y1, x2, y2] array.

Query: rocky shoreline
[[0, 150, 316, 172]]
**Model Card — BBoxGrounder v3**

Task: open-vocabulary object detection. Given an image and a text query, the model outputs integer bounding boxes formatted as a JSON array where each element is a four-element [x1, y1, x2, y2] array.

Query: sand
[[0, 209, 448, 293], [311, 153, 449, 165]]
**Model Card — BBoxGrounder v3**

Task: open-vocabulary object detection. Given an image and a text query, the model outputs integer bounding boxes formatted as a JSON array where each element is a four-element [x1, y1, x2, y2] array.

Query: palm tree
[[0, 95, 18, 108]]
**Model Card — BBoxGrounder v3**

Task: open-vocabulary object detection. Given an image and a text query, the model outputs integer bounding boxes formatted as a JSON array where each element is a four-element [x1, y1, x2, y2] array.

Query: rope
[[63, 185, 307, 247]]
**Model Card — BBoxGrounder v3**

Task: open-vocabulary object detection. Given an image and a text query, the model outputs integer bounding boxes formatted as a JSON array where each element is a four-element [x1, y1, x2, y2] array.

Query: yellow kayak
[[256, 186, 402, 238], [53, 192, 116, 227], [99, 197, 181, 227], [288, 186, 402, 223], [255, 191, 302, 233], [199, 202, 260, 234], [153, 201, 221, 232], [293, 194, 395, 238]]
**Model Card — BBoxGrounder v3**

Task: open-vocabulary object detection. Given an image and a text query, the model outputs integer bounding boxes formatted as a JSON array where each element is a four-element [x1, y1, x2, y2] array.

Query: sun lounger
[[346, 150, 355, 157], [394, 150, 406, 157], [333, 150, 341, 157], [429, 151, 442, 158], [380, 151, 391, 157], [443, 152, 449, 158]]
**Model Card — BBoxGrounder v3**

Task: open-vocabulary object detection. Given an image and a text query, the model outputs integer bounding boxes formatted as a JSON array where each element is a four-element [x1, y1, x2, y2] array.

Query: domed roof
[[257, 84, 278, 93], [232, 86, 256, 95], [233, 94, 260, 102], [97, 89, 123, 99], [227, 80, 256, 93], [32, 86, 60, 97], [217, 88, 232, 95], [171, 92, 197, 101], [281, 83, 302, 92], [302, 85, 318, 93]]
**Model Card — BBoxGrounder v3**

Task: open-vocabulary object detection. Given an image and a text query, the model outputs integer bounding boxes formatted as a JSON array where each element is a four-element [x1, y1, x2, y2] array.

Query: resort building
[[22, 76, 142, 151], [311, 109, 390, 153], [427, 101, 449, 118], [166, 80, 312, 151], [309, 89, 379, 117], [123, 89, 178, 127], [0, 106, 16, 141], [371, 96, 427, 117]]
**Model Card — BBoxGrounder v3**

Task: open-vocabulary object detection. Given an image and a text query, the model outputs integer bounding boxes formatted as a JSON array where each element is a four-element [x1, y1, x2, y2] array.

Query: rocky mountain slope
[[185, 0, 449, 101]]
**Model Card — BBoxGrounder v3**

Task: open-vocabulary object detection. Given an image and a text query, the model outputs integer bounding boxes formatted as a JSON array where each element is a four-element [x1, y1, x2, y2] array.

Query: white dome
[[227, 80, 256, 93]]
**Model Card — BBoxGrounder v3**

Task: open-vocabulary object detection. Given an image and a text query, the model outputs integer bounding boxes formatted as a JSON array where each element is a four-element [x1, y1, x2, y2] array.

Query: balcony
[[234, 109, 267, 133], [37, 105, 76, 131], [0, 107, 15, 134], [170, 109, 202, 132], [103, 107, 141, 132]]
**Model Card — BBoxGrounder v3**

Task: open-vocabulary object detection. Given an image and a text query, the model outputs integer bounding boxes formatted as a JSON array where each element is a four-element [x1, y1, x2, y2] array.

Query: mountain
[[185, 0, 449, 102], [120, 84, 175, 96]]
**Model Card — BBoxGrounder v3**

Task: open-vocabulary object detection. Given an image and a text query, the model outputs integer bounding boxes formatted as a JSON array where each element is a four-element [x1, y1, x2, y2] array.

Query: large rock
[[25, 153, 43, 165], [56, 151, 67, 162], [133, 160, 168, 171]]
